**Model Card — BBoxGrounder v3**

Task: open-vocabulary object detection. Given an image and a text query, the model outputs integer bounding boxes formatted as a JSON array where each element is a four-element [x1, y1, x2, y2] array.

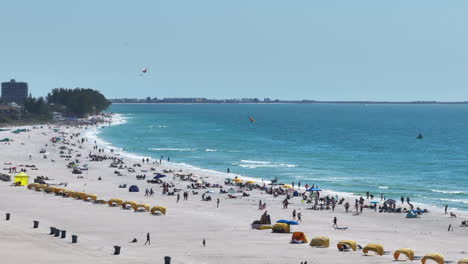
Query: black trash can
[[50, 227, 56, 235], [113, 246, 121, 255], [33, 220, 39, 228], [61, 230, 66, 239], [54, 229, 60, 237], [6, 213, 10, 221], [71, 235, 78, 243], [164, 256, 171, 264]]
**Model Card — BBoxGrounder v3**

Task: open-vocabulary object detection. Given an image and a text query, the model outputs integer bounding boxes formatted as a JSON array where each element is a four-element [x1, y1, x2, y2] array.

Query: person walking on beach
[[145, 189, 149, 197], [144, 233, 150, 245], [177, 193, 180, 203], [292, 209, 296, 220], [150, 188, 154, 196], [406, 197, 410, 204], [401, 196, 405, 204], [202, 239, 206, 247], [297, 212, 302, 223], [217, 198, 220, 208], [333, 217, 338, 228], [445, 205, 448, 215]]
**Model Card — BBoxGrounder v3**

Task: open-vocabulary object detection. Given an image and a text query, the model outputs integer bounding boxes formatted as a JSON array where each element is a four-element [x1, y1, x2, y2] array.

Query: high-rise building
[[1, 79, 28, 103]]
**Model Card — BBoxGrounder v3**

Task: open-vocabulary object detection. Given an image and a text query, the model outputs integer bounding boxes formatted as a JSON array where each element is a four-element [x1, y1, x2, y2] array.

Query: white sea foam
[[205, 149, 218, 152], [378, 186, 389, 189], [439, 198, 468, 204], [240, 160, 272, 164], [238, 160, 297, 169], [148, 148, 196, 152], [431, 189, 468, 194]]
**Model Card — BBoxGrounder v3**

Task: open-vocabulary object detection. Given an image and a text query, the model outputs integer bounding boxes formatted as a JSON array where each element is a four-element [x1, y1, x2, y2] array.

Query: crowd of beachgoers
[[0, 114, 467, 264]]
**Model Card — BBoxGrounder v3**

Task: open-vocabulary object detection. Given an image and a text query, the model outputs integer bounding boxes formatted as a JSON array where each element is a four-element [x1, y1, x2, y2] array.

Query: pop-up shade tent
[[14, 172, 29, 186]]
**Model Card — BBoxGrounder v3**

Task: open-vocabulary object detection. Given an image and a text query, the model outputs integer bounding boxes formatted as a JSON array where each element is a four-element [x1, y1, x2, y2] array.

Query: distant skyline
[[1, 1, 467, 101]]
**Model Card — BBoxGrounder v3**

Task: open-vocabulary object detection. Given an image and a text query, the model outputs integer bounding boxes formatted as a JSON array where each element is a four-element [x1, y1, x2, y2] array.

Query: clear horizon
[[1, 0, 467, 101]]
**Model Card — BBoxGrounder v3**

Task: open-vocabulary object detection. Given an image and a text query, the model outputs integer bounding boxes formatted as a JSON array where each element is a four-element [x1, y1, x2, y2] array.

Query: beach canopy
[[246, 180, 255, 184], [307, 188, 322, 191], [122, 201, 137, 210], [291, 232, 309, 243], [134, 203, 150, 212], [108, 198, 123, 206], [406, 211, 418, 218], [84, 194, 97, 201], [363, 244, 384, 256], [310, 236, 330, 248], [129, 185, 139, 192], [393, 248, 415, 261], [14, 172, 29, 186], [283, 184, 293, 188], [421, 253, 444, 264], [458, 259, 468, 264], [337, 240, 357, 251], [150, 206, 166, 215]]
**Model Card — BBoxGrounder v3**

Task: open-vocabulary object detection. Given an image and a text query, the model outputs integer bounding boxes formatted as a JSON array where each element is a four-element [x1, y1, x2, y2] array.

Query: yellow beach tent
[[337, 240, 357, 251], [150, 206, 166, 215], [134, 203, 150, 212], [458, 259, 468, 264], [422, 253, 444, 264], [363, 244, 384, 256], [14, 172, 29, 186], [310, 236, 330, 248], [394, 248, 415, 261]]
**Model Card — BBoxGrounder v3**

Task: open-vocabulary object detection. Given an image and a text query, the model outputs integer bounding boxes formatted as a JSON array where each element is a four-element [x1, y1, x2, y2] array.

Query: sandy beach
[[1, 117, 468, 264]]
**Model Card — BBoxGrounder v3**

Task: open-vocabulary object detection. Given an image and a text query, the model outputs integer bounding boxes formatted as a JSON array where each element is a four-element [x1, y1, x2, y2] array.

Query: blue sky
[[1, 0, 467, 101]]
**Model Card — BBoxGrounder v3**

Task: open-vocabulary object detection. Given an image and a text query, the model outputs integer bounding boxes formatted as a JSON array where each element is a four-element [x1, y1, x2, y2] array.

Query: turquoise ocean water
[[97, 104, 468, 210]]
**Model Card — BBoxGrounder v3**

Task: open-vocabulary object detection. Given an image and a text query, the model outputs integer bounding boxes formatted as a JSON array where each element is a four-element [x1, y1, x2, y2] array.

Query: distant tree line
[[0, 88, 111, 124], [46, 88, 111, 117]]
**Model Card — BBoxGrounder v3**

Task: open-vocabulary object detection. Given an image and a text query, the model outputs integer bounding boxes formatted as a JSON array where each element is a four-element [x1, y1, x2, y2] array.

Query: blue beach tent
[[129, 185, 139, 192], [406, 211, 418, 218]]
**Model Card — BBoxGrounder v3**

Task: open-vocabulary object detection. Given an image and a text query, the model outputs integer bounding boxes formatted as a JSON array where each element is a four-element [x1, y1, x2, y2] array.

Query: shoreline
[[92, 113, 467, 215]]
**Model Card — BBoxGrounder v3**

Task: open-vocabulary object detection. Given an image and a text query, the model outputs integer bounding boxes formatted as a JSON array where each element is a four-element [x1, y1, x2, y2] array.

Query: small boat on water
[[416, 133, 423, 139]]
